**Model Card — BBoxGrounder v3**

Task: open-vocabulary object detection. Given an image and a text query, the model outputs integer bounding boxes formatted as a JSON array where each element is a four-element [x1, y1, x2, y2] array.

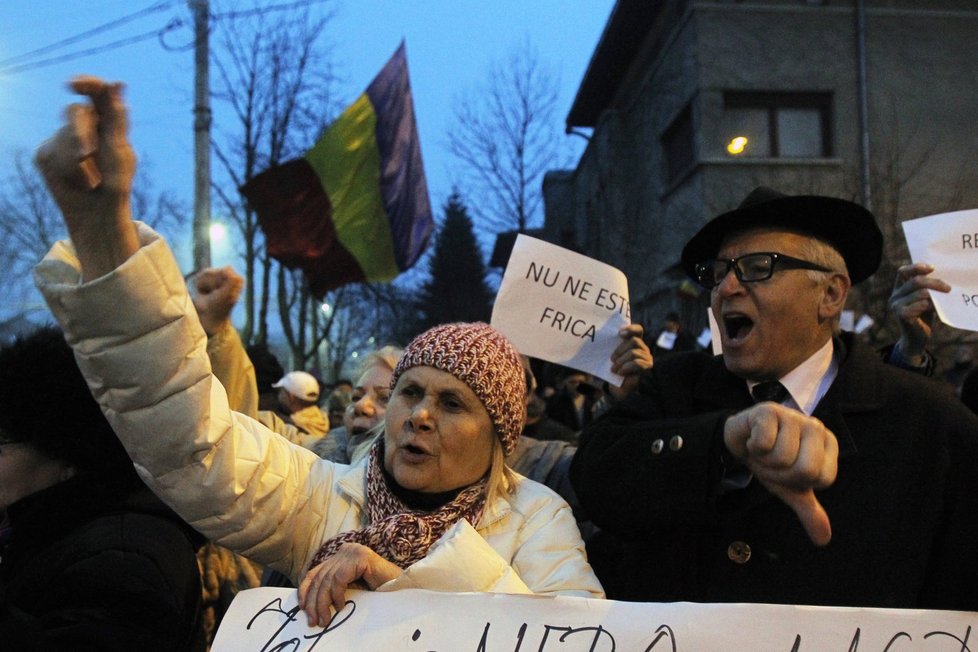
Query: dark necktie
[[751, 380, 789, 404]]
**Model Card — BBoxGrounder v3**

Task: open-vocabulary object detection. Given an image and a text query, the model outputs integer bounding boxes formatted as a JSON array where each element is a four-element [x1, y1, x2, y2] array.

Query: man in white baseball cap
[[272, 371, 329, 438]]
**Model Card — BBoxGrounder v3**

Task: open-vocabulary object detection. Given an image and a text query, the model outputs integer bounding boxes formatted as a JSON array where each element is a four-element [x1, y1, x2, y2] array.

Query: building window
[[662, 104, 694, 185], [721, 92, 832, 158]]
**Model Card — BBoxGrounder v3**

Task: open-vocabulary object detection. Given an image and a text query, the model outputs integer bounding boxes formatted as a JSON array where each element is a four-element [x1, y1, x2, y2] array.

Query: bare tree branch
[[210, 1, 338, 346], [0, 151, 185, 315], [446, 38, 566, 236]]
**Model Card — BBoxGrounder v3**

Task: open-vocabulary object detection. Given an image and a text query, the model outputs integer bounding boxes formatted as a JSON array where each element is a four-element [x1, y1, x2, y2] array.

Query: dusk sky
[[1, 0, 615, 276]]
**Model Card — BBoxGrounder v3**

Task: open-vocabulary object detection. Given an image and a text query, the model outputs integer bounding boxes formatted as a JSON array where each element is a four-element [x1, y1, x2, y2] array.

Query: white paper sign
[[655, 330, 677, 350], [697, 326, 713, 351], [855, 313, 875, 334], [902, 209, 978, 332], [213, 587, 978, 651], [708, 308, 723, 355], [491, 235, 630, 386], [840, 310, 856, 333]]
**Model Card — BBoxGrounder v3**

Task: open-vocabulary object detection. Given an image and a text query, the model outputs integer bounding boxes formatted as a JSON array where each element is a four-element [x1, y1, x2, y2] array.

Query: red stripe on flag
[[240, 159, 366, 296]]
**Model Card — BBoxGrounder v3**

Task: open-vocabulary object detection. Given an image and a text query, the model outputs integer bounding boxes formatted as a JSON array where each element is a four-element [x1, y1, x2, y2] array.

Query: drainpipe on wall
[[855, 0, 872, 212]]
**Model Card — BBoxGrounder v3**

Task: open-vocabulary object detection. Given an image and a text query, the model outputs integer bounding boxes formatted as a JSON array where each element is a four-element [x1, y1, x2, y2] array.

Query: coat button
[[727, 541, 751, 564], [651, 438, 665, 454], [669, 435, 684, 451]]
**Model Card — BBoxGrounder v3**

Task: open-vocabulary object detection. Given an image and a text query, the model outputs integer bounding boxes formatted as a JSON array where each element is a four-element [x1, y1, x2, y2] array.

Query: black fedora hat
[[681, 187, 883, 285]]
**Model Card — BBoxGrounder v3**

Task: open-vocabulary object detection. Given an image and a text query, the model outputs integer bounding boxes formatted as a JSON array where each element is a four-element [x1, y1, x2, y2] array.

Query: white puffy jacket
[[35, 225, 603, 599]]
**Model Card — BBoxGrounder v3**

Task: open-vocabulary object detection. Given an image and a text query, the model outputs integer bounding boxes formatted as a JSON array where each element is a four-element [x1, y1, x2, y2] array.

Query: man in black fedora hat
[[571, 186, 978, 610]]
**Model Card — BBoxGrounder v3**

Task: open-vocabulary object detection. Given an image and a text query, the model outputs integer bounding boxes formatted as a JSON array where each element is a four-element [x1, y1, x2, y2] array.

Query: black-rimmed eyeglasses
[[694, 252, 833, 289]]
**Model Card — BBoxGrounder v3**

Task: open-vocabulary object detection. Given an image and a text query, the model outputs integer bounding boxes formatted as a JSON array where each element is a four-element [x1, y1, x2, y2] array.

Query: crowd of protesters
[[2, 74, 977, 650]]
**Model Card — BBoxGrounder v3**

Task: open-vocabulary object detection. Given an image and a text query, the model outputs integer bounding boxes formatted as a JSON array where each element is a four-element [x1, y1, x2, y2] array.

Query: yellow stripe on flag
[[304, 94, 399, 282]]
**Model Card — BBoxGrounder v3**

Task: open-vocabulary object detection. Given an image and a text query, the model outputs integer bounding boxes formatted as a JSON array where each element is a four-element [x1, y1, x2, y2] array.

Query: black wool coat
[[0, 475, 206, 651], [571, 333, 978, 610]]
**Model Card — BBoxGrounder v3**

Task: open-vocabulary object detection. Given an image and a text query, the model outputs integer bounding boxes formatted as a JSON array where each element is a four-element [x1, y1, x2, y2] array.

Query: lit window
[[723, 108, 770, 158], [726, 136, 748, 155], [721, 92, 832, 158]]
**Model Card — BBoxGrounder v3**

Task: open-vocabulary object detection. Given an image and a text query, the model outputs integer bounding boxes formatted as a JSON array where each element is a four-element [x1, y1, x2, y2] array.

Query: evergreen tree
[[414, 191, 494, 334]]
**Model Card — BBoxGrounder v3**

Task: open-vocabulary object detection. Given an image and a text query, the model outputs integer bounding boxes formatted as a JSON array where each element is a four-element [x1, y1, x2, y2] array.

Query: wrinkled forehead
[[396, 364, 479, 398], [716, 227, 822, 257]]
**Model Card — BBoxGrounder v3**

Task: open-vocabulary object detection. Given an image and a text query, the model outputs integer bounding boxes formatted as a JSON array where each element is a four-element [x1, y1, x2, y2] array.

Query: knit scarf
[[307, 440, 488, 571]]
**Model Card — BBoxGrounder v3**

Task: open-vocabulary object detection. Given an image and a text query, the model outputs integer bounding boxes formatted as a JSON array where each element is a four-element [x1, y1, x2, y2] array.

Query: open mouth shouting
[[398, 441, 433, 463], [722, 312, 754, 346], [350, 424, 371, 437]]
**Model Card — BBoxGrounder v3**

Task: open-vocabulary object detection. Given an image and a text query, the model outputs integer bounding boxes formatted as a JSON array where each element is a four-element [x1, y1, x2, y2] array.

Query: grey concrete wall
[[546, 0, 978, 338]]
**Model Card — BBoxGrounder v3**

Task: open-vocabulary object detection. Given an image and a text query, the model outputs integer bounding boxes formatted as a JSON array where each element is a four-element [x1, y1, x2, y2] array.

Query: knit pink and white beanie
[[390, 322, 526, 455]]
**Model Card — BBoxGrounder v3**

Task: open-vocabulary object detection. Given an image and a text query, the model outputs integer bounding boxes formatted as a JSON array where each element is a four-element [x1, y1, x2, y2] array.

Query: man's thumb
[[782, 489, 832, 547]]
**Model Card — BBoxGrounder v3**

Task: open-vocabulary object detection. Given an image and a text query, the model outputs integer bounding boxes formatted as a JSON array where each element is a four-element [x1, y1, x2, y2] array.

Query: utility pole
[[190, 0, 212, 269]]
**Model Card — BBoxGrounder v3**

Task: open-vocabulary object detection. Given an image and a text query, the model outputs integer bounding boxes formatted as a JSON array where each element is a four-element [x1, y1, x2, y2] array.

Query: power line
[[0, 0, 333, 75], [0, 18, 186, 76], [211, 0, 331, 21], [0, 1, 176, 67]]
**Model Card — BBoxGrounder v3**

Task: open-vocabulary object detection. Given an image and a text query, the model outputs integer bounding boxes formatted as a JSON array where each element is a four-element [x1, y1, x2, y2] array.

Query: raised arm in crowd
[[33, 76, 603, 628]]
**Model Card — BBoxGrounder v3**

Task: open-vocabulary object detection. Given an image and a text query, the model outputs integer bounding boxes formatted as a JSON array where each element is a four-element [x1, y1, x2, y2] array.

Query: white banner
[[491, 234, 631, 386], [902, 208, 978, 332], [213, 587, 978, 651]]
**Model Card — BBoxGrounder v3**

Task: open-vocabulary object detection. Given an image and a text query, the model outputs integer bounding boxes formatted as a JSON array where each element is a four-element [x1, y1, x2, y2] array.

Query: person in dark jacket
[[571, 187, 978, 610], [545, 366, 599, 432], [650, 311, 697, 360], [0, 326, 205, 651], [961, 366, 978, 415]]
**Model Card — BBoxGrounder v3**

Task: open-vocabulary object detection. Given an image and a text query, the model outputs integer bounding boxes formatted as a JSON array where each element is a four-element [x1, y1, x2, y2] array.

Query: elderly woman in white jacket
[[32, 77, 606, 628]]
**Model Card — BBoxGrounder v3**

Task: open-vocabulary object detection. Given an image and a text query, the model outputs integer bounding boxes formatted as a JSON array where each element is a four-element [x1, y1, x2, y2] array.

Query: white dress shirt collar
[[747, 338, 838, 415]]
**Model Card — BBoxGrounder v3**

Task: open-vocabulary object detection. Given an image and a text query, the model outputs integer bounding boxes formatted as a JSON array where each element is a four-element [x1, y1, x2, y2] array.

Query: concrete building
[[544, 0, 978, 346]]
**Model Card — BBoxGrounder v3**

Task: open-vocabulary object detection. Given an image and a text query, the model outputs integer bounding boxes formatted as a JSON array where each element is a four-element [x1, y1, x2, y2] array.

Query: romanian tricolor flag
[[240, 43, 433, 296]]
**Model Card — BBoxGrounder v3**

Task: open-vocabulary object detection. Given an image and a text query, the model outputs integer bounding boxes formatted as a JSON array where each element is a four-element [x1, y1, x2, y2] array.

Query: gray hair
[[798, 237, 848, 284], [798, 236, 849, 332]]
